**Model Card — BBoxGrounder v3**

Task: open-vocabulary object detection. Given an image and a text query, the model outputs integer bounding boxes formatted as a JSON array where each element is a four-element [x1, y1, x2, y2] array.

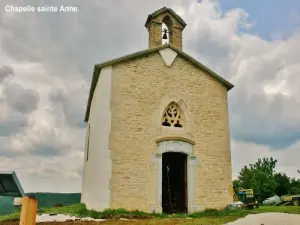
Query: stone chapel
[[81, 7, 234, 214]]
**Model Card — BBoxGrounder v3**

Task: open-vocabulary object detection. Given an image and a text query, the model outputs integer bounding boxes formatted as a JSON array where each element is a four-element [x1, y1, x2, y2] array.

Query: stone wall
[[107, 50, 233, 212]]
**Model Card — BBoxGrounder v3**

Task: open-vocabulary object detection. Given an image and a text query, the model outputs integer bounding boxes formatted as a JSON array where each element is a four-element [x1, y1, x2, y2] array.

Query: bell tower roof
[[144, 7, 187, 28]]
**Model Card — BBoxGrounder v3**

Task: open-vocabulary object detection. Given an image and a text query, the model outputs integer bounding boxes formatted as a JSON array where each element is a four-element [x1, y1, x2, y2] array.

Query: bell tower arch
[[145, 7, 187, 50]]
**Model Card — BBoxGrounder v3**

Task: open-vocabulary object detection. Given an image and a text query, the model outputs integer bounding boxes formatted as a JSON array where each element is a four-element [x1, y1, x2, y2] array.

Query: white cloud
[[231, 140, 300, 180]]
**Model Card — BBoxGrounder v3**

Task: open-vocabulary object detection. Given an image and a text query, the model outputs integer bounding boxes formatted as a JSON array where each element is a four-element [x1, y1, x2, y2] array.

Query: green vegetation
[[0, 212, 20, 222], [1, 203, 300, 223], [39, 204, 156, 219], [233, 157, 300, 202]]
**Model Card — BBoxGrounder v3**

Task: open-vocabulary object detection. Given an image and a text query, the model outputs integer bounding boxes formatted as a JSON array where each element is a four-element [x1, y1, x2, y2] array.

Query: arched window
[[161, 102, 184, 128]]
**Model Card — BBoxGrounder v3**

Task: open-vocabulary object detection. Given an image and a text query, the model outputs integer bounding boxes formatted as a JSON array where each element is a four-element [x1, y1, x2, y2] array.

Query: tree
[[237, 157, 277, 201], [274, 172, 291, 196], [298, 170, 300, 174], [290, 178, 300, 194]]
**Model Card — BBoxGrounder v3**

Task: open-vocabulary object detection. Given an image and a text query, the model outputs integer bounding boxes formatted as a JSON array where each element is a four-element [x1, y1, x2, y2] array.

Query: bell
[[162, 29, 168, 40], [162, 33, 168, 40]]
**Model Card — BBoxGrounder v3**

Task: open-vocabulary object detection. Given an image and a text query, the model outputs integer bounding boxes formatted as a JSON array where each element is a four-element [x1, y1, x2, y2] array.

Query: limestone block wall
[[108, 49, 233, 212]]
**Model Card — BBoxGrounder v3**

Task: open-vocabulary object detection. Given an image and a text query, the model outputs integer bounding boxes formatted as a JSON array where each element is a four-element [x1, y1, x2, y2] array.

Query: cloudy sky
[[0, 0, 300, 193]]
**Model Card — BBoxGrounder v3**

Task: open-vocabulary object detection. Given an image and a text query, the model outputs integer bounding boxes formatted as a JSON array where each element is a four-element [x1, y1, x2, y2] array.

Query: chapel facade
[[81, 7, 234, 214]]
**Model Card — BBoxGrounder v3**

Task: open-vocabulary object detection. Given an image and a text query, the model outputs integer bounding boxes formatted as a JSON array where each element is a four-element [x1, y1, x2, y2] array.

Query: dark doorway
[[162, 152, 187, 214]]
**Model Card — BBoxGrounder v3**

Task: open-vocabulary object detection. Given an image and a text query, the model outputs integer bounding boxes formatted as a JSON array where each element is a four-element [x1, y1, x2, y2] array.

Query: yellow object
[[19, 196, 37, 225], [232, 187, 256, 202], [239, 188, 254, 198], [281, 195, 299, 202], [239, 188, 254, 195]]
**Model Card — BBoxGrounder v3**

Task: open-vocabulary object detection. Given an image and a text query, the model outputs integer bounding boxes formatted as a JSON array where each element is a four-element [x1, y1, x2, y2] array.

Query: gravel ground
[[224, 213, 300, 225]]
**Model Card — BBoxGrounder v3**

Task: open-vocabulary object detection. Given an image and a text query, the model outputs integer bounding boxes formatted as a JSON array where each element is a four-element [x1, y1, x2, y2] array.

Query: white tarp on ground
[[263, 195, 282, 205], [36, 214, 106, 222], [224, 213, 300, 225], [227, 201, 244, 209], [36, 214, 130, 222]]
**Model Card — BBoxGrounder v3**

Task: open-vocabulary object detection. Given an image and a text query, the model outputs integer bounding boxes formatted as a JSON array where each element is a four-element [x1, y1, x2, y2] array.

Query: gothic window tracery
[[161, 102, 184, 128]]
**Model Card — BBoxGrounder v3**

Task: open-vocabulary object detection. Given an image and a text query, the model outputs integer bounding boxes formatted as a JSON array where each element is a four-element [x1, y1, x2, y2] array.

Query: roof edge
[[95, 44, 170, 69], [145, 7, 187, 28], [95, 44, 234, 89], [84, 65, 101, 122], [172, 46, 234, 90]]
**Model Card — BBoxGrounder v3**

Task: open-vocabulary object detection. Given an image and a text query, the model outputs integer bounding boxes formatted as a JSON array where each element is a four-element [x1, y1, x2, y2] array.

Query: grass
[[0, 204, 300, 224], [0, 212, 20, 223]]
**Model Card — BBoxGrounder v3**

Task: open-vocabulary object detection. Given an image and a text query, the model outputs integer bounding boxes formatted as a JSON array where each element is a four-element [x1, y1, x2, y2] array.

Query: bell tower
[[145, 7, 187, 50]]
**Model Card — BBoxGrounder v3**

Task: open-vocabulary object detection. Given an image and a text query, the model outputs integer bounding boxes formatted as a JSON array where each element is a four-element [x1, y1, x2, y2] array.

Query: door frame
[[152, 139, 201, 213]]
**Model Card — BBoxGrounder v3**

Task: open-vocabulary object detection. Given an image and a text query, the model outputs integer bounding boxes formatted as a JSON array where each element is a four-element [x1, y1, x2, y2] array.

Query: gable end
[[84, 44, 234, 122]]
